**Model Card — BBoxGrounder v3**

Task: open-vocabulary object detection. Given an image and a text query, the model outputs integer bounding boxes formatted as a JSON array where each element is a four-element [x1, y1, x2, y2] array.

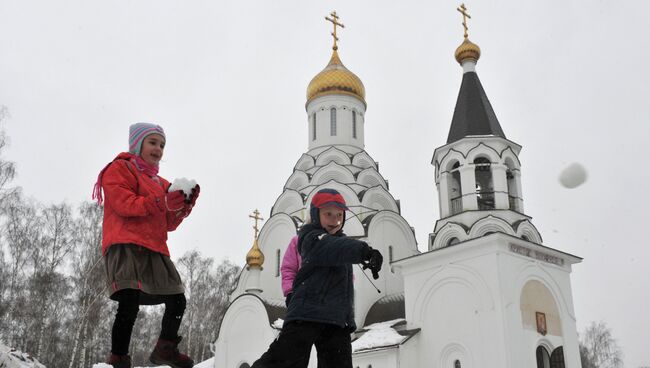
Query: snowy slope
[[0, 343, 46, 368]]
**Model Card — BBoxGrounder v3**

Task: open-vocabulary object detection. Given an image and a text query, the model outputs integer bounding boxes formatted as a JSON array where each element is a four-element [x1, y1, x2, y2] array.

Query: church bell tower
[[429, 5, 541, 250]]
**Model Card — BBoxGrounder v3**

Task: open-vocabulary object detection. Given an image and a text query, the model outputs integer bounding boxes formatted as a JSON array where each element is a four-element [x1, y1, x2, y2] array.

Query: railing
[[476, 191, 495, 210], [451, 196, 463, 215]]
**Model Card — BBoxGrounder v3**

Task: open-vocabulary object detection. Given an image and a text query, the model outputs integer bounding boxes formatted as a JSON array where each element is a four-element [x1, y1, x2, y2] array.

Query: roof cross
[[249, 209, 264, 239], [325, 11, 345, 50], [457, 3, 472, 39]]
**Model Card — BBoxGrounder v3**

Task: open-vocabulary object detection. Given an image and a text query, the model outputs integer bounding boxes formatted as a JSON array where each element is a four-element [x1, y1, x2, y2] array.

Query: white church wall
[[352, 347, 399, 368], [255, 213, 297, 301], [213, 295, 279, 368], [306, 94, 366, 150]]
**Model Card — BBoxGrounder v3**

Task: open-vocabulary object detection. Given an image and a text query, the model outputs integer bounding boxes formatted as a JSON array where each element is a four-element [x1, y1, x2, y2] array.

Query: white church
[[212, 9, 582, 368]]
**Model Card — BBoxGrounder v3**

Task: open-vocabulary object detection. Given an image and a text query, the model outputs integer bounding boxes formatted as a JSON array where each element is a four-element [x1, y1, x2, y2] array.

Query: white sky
[[1, 1, 649, 366]]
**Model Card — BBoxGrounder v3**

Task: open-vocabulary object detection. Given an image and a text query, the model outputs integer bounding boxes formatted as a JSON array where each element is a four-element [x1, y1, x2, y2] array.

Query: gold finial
[[246, 209, 265, 269], [454, 4, 481, 65], [249, 209, 264, 239], [325, 11, 345, 51], [457, 3, 471, 39]]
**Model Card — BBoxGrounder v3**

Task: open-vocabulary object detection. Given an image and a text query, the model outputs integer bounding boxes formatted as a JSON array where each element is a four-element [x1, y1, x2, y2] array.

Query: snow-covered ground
[[0, 343, 46, 368], [92, 357, 214, 368], [1, 341, 213, 368]]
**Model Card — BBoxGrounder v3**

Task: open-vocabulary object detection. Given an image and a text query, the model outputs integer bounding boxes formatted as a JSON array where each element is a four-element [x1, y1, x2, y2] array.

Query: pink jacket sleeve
[[281, 235, 301, 297]]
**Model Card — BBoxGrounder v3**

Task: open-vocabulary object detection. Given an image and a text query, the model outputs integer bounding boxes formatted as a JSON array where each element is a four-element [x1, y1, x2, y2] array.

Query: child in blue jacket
[[252, 188, 383, 368]]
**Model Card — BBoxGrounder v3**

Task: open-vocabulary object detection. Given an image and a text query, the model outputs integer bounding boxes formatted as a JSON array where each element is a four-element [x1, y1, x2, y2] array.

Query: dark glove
[[188, 184, 200, 206], [145, 191, 185, 214], [362, 247, 383, 279]]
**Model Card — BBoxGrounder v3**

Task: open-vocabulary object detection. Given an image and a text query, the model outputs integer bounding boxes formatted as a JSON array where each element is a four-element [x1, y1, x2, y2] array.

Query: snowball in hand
[[558, 163, 588, 189], [169, 178, 198, 199]]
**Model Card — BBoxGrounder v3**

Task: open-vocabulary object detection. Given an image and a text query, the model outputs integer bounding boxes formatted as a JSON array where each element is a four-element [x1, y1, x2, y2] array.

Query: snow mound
[[0, 343, 46, 368], [92, 357, 213, 368], [352, 319, 407, 352]]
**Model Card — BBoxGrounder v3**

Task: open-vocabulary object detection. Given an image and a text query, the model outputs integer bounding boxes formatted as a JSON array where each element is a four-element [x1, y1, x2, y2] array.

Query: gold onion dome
[[246, 238, 264, 268], [306, 49, 366, 106], [455, 38, 481, 65]]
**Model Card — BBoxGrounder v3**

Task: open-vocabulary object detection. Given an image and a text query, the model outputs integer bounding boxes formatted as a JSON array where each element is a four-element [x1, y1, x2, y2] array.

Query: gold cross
[[325, 11, 345, 50], [457, 3, 472, 39], [249, 209, 264, 239]]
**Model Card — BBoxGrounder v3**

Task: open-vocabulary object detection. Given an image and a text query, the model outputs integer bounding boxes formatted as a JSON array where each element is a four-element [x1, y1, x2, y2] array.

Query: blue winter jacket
[[284, 223, 369, 331]]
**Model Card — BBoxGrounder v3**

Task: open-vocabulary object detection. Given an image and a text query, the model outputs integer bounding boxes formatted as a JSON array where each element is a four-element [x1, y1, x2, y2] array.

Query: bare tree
[[579, 321, 624, 368]]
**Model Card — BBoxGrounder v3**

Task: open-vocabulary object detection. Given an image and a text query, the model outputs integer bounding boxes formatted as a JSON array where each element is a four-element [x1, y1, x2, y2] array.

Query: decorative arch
[[520, 279, 563, 337], [499, 146, 522, 168], [432, 222, 469, 250], [315, 146, 351, 166], [514, 220, 543, 244], [294, 153, 315, 171], [284, 171, 309, 191], [438, 148, 466, 174], [311, 161, 355, 186], [412, 264, 495, 336], [440, 342, 473, 368], [271, 190, 304, 217], [361, 186, 399, 213], [511, 264, 575, 322], [258, 213, 298, 254], [468, 215, 514, 238], [352, 151, 376, 169], [305, 181, 360, 212], [356, 168, 387, 189], [366, 211, 418, 253], [466, 142, 501, 163]]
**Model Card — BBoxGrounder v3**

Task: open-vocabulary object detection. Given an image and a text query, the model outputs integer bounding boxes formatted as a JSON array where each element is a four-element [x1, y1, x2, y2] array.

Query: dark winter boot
[[149, 336, 194, 368], [107, 353, 132, 368]]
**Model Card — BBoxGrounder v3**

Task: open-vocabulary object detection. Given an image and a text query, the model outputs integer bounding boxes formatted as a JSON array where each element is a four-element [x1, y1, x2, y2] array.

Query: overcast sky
[[1, 0, 648, 366]]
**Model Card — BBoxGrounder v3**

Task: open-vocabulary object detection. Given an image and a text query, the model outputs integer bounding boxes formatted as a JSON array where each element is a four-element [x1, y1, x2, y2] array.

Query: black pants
[[111, 289, 187, 355], [251, 321, 352, 368]]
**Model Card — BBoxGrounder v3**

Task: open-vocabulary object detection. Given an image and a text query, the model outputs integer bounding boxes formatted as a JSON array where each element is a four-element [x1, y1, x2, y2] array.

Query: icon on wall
[[536, 311, 547, 336]]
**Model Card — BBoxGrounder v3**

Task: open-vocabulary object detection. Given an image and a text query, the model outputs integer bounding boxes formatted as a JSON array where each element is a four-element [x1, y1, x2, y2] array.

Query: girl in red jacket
[[92, 123, 198, 368]]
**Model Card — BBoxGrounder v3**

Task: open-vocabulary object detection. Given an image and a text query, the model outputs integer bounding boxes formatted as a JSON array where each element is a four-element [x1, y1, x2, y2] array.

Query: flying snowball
[[169, 177, 198, 199], [558, 163, 588, 189]]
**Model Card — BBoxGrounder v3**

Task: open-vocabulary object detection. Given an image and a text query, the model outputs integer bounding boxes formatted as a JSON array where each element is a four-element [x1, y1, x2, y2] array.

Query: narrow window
[[388, 246, 394, 262], [275, 249, 281, 277], [330, 108, 337, 136], [352, 110, 357, 138], [312, 113, 317, 140]]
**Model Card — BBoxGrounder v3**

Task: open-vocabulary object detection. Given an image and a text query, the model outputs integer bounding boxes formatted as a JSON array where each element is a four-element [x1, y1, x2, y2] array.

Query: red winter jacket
[[101, 153, 186, 256]]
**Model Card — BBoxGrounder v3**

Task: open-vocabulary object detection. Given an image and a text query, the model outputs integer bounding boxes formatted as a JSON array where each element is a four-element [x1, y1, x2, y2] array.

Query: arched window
[[312, 113, 317, 140], [536, 346, 551, 368], [449, 162, 462, 215], [454, 360, 462, 368], [330, 108, 337, 136], [447, 237, 460, 246], [239, 364, 251, 368], [474, 157, 495, 210], [352, 110, 357, 138], [550, 346, 566, 368], [276, 249, 281, 277]]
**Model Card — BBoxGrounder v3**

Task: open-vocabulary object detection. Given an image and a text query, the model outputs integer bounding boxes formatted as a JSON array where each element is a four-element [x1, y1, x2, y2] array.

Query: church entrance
[[536, 346, 566, 368]]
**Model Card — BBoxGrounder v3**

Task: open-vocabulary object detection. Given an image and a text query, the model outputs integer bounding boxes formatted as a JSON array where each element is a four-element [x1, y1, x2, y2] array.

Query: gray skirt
[[104, 243, 185, 305]]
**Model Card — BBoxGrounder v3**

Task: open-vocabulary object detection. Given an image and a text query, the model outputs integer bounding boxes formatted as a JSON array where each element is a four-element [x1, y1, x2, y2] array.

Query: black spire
[[446, 71, 505, 144]]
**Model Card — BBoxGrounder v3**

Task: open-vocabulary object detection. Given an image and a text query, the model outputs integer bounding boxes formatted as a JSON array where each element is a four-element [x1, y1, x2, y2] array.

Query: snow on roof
[[352, 318, 408, 352]]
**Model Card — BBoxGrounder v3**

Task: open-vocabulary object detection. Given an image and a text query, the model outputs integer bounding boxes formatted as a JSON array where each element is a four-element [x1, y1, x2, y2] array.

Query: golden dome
[[454, 38, 481, 64], [246, 238, 264, 268], [306, 49, 366, 106]]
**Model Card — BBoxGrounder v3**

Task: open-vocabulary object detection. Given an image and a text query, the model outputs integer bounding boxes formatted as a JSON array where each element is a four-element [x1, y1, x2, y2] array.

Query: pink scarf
[[92, 152, 160, 205]]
